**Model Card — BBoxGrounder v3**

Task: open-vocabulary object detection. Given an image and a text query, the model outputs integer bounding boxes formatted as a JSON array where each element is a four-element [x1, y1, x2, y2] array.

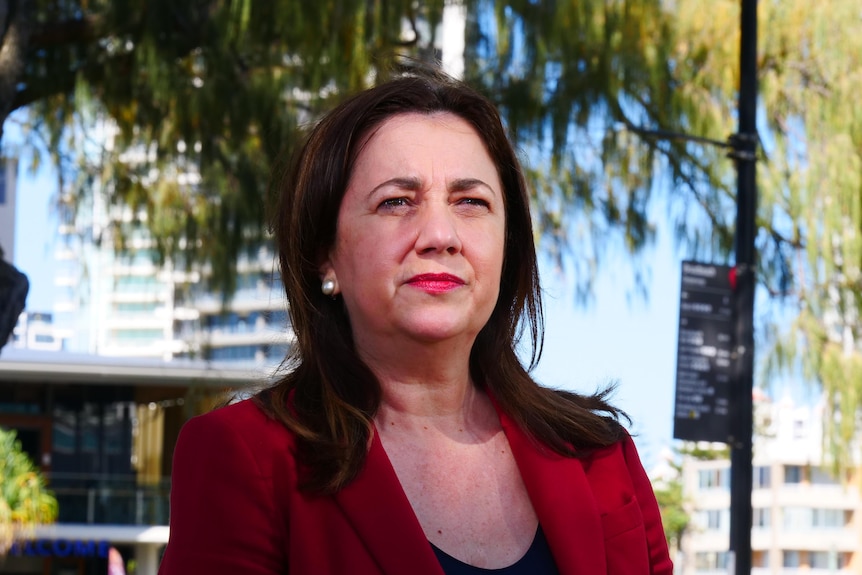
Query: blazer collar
[[334, 430, 444, 575], [495, 407, 607, 574]]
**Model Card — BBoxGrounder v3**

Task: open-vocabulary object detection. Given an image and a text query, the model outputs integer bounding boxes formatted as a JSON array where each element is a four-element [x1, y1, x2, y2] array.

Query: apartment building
[[49, 176, 292, 369], [680, 392, 862, 574], [11, 312, 65, 351]]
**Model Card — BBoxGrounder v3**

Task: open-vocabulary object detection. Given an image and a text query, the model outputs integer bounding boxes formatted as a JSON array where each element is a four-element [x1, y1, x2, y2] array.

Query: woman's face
[[321, 112, 506, 357]]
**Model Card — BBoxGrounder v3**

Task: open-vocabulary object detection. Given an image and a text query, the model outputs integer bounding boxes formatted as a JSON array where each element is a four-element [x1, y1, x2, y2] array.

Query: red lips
[[407, 273, 465, 293]]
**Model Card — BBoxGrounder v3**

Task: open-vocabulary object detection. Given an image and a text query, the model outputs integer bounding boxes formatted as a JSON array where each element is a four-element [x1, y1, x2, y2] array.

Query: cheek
[[469, 230, 506, 273], [332, 232, 397, 294]]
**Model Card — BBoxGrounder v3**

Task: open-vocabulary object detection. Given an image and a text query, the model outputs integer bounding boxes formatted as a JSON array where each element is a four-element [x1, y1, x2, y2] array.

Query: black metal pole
[[729, 0, 757, 573]]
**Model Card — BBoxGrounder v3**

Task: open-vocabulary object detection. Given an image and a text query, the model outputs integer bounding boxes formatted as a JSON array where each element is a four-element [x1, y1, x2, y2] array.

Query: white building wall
[[680, 394, 862, 575]]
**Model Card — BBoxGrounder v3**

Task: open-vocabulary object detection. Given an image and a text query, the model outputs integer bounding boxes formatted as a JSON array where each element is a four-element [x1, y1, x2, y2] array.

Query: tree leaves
[[0, 428, 57, 555]]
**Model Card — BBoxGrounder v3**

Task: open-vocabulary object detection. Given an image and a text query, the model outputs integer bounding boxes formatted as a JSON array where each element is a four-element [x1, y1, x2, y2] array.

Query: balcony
[[48, 473, 169, 526]]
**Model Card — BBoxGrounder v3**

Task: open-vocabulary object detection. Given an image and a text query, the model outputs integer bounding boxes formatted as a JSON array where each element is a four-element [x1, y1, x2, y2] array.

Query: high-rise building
[[50, 160, 291, 368], [11, 312, 65, 351], [679, 392, 862, 574]]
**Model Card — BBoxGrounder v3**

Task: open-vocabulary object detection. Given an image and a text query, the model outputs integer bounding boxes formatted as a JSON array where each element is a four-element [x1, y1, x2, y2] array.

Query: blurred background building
[[680, 392, 862, 575], [0, 350, 260, 574]]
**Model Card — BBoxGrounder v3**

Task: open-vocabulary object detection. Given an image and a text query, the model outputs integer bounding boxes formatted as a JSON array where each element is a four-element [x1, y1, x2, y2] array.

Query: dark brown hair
[[265, 70, 625, 493]]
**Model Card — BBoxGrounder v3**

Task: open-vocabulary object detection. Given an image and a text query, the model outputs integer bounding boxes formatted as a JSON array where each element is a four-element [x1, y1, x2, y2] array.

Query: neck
[[358, 337, 492, 433], [374, 382, 499, 443]]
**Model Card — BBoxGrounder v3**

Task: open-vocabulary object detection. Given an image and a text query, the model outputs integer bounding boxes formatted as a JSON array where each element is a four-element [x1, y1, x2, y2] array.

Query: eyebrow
[[367, 176, 495, 198], [448, 178, 493, 193]]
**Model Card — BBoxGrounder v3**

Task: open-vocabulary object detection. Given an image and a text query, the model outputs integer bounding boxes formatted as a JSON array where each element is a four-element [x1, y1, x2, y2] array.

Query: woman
[[158, 71, 672, 575]]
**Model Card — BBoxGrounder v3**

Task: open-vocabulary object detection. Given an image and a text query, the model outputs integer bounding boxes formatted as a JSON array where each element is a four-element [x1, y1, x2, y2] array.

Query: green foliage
[[488, 0, 862, 474], [8, 0, 717, 301], [677, 441, 730, 462], [465, 0, 697, 298], [652, 441, 729, 551], [0, 428, 58, 555], [650, 444, 698, 552], [728, 0, 862, 473], [12, 0, 445, 294], [653, 477, 688, 550]]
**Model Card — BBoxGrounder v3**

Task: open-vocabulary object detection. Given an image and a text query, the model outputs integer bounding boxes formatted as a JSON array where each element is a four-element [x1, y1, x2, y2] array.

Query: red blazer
[[158, 398, 672, 574]]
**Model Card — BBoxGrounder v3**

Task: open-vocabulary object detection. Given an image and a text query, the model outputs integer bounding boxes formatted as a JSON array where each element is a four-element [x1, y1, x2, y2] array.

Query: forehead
[[355, 112, 491, 163]]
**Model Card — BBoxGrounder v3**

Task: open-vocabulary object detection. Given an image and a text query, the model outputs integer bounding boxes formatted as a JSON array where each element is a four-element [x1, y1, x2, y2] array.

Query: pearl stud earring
[[321, 279, 336, 296]]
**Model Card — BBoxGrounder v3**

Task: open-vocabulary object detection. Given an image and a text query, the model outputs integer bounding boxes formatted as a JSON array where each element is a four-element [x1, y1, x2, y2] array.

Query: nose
[[414, 201, 462, 255]]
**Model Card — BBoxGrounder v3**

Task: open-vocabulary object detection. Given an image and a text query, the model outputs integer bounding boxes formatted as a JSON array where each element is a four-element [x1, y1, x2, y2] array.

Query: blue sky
[[531, 233, 679, 466]]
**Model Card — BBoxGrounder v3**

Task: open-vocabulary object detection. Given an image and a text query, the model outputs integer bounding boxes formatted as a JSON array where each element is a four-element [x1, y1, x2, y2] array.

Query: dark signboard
[[673, 261, 736, 442]]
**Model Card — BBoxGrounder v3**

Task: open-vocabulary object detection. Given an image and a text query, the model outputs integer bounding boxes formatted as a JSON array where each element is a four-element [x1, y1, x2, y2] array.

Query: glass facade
[[0, 382, 185, 528]]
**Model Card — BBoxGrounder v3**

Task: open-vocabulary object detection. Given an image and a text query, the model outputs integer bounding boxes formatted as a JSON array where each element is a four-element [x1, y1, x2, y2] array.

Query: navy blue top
[[430, 525, 560, 574]]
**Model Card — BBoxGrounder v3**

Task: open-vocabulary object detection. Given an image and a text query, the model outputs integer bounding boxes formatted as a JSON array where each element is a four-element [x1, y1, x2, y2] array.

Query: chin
[[401, 321, 482, 345]]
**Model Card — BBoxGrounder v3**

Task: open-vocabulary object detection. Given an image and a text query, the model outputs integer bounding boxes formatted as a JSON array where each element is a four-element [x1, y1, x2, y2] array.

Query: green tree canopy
[[478, 0, 862, 469], [662, 0, 862, 471], [0, 427, 57, 554]]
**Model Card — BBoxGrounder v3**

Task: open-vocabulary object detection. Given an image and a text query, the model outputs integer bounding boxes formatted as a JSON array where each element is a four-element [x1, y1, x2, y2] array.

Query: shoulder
[[181, 397, 280, 436], [175, 398, 298, 476], [584, 430, 644, 473], [163, 401, 297, 573], [577, 432, 660, 527], [578, 431, 648, 495]]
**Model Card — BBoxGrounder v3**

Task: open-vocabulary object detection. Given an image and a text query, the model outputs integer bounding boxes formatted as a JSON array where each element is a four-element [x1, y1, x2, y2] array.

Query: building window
[[809, 466, 839, 485], [783, 550, 801, 568], [116, 302, 159, 315], [209, 345, 257, 361], [695, 551, 730, 571], [698, 467, 729, 490], [711, 509, 727, 531], [115, 275, 160, 292], [811, 508, 847, 529], [114, 329, 164, 343], [694, 509, 729, 532], [265, 344, 289, 361], [782, 507, 847, 531], [810, 551, 844, 570], [753, 507, 770, 528], [752, 550, 769, 568], [784, 464, 803, 484], [753, 465, 771, 488]]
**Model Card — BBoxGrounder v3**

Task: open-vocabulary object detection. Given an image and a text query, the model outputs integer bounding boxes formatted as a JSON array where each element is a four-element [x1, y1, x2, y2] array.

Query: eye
[[378, 197, 411, 211], [458, 197, 490, 208]]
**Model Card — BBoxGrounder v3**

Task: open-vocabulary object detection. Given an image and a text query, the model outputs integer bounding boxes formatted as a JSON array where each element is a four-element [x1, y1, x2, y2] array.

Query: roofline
[[31, 523, 169, 545], [0, 352, 276, 388]]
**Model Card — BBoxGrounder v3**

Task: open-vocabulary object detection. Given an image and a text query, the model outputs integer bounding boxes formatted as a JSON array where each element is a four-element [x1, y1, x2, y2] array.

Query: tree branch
[[28, 14, 107, 49], [0, 0, 34, 136], [10, 49, 133, 112]]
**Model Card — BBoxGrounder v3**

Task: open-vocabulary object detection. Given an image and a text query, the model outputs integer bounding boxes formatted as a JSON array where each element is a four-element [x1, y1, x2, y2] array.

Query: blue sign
[[11, 538, 111, 559]]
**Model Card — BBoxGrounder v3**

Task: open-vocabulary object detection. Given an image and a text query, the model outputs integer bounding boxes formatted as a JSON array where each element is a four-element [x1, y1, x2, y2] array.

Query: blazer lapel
[[498, 410, 608, 575], [334, 429, 443, 575]]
